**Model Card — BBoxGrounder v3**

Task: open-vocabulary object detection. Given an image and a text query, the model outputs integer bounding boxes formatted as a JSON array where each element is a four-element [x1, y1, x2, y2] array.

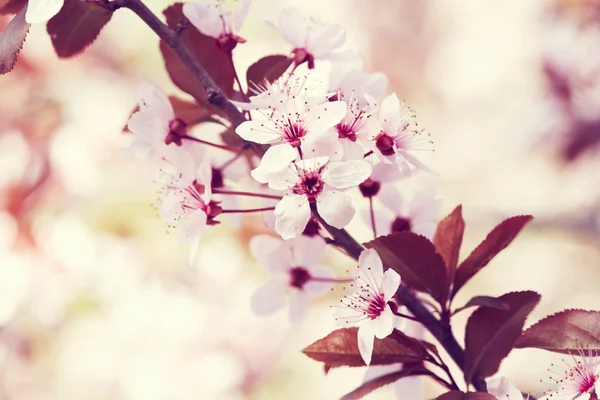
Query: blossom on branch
[[125, 81, 185, 161], [267, 157, 371, 239], [25, 0, 64, 24], [372, 93, 433, 174], [274, 7, 352, 69], [333, 249, 401, 365], [487, 376, 522, 400], [249, 235, 333, 323], [540, 353, 600, 400], [183, 0, 251, 52]]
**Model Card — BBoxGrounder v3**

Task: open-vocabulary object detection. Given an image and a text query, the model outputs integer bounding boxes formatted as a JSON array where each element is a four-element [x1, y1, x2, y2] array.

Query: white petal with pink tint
[[179, 210, 207, 241], [357, 323, 375, 365], [380, 269, 401, 300], [26, 0, 63, 24], [235, 120, 281, 144], [487, 377, 522, 400], [371, 307, 395, 339], [138, 80, 174, 120], [289, 291, 308, 324], [292, 236, 325, 267], [183, 2, 222, 38], [250, 278, 288, 316], [277, 8, 308, 48], [250, 144, 297, 183], [274, 195, 311, 240], [304, 266, 334, 293], [358, 248, 384, 282], [249, 235, 293, 273], [310, 101, 347, 132], [379, 93, 402, 134], [316, 191, 355, 229], [322, 160, 371, 189]]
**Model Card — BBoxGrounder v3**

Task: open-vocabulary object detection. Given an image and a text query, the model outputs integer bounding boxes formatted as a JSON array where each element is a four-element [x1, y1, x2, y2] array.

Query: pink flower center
[[391, 217, 412, 233], [182, 184, 223, 226], [293, 172, 324, 202], [165, 118, 187, 146], [573, 363, 598, 394], [336, 122, 358, 142], [283, 122, 307, 147], [291, 48, 315, 69], [365, 294, 387, 319], [358, 178, 381, 198], [375, 133, 396, 156], [289, 266, 311, 289]]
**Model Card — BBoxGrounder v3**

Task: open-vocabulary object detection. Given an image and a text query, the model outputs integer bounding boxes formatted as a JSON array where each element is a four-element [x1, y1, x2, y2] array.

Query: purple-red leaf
[[434, 205, 465, 281], [464, 291, 541, 382], [435, 392, 496, 400], [515, 309, 600, 354], [161, 3, 235, 104], [46, 0, 112, 58], [453, 295, 510, 315], [364, 232, 448, 304], [0, 0, 26, 15], [452, 215, 533, 298], [302, 328, 430, 368], [0, 5, 28, 74], [246, 54, 292, 92], [340, 367, 428, 400]]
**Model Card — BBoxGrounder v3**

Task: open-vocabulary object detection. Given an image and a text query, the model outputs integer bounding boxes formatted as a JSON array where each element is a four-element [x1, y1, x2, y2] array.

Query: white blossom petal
[[322, 160, 371, 189], [358, 248, 384, 284], [379, 93, 402, 134], [487, 377, 522, 400], [277, 7, 308, 48], [274, 195, 311, 240], [357, 323, 375, 365], [309, 101, 347, 132], [291, 235, 326, 267], [316, 191, 355, 229], [179, 210, 207, 241], [289, 290, 309, 324], [25, 0, 63, 24], [235, 120, 281, 144], [251, 144, 297, 183], [371, 306, 395, 339], [250, 278, 288, 316], [183, 2, 223, 38], [249, 235, 293, 273], [380, 269, 401, 301], [304, 265, 334, 293], [137, 80, 174, 120]]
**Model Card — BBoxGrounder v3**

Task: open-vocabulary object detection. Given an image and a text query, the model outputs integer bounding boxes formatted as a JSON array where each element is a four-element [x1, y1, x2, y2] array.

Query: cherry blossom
[[159, 151, 222, 241], [365, 186, 439, 239], [333, 248, 401, 365], [372, 93, 433, 173], [235, 96, 347, 181], [125, 81, 185, 161], [274, 7, 352, 69], [540, 354, 600, 400], [183, 0, 251, 52], [268, 157, 371, 239], [358, 162, 411, 198], [487, 376, 522, 400], [25, 0, 63, 24], [249, 235, 333, 323]]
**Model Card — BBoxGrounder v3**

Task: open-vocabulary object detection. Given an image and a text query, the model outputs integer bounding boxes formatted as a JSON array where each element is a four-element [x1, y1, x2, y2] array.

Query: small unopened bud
[[359, 178, 381, 198]]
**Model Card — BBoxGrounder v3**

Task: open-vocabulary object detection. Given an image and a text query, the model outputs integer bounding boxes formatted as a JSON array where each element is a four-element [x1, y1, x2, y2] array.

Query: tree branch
[[114, 0, 485, 393]]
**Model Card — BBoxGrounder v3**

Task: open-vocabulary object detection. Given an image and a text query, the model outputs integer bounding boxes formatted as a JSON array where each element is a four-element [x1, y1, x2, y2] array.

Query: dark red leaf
[[0, 0, 26, 14], [515, 309, 600, 354], [169, 96, 212, 125], [302, 327, 430, 368], [340, 367, 428, 400], [464, 291, 541, 382], [0, 5, 28, 74], [46, 0, 112, 58], [453, 295, 510, 315], [246, 54, 292, 92], [434, 205, 465, 281], [161, 3, 235, 103], [364, 232, 448, 304], [452, 215, 533, 298], [435, 391, 496, 400]]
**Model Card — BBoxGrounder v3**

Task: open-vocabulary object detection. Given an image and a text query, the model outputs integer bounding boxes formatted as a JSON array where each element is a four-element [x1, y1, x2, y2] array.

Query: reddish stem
[[178, 134, 239, 152], [222, 207, 275, 214], [212, 188, 282, 200]]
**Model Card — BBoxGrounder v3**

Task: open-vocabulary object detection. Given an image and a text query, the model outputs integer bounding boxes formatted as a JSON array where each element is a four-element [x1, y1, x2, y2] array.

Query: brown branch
[[113, 0, 485, 393]]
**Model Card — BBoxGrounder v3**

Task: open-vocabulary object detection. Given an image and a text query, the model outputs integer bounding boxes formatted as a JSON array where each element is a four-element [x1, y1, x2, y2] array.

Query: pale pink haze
[[373, 93, 433, 174], [182, 0, 250, 40], [125, 81, 181, 161], [25, 0, 64, 23], [334, 249, 401, 365], [487, 376, 522, 400], [268, 157, 371, 239], [249, 235, 333, 324], [367, 186, 439, 239], [235, 97, 347, 181], [539, 356, 600, 400]]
